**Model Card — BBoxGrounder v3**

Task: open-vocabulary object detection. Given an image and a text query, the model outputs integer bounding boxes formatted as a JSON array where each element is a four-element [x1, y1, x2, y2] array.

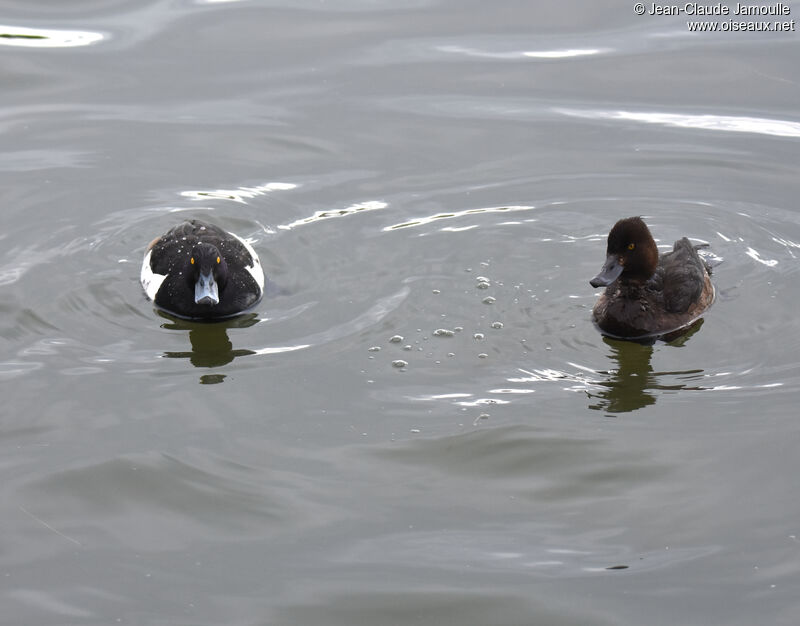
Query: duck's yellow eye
[[190, 257, 195, 265], [627, 243, 635, 250], [216, 256, 220, 264]]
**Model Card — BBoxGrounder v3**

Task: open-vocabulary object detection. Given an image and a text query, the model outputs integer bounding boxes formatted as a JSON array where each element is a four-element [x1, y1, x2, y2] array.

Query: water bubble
[[392, 360, 408, 368], [433, 328, 455, 337], [476, 281, 491, 290], [389, 335, 403, 343], [477, 353, 488, 359], [368, 346, 381, 352], [482, 297, 496, 305], [473, 333, 485, 340], [491, 321, 503, 329]]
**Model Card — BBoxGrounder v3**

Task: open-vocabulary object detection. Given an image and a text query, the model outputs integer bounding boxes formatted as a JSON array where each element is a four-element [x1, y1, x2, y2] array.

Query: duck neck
[[617, 277, 649, 297]]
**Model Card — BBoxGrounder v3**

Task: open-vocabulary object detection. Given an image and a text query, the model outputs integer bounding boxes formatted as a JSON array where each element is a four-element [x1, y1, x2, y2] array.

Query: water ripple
[[280, 200, 388, 231], [181, 182, 297, 204], [437, 44, 608, 60], [384, 205, 534, 231], [0, 25, 104, 48], [556, 107, 800, 139]]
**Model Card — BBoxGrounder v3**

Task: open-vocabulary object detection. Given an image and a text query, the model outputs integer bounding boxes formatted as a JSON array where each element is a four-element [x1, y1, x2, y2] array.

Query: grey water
[[2, 1, 800, 624]]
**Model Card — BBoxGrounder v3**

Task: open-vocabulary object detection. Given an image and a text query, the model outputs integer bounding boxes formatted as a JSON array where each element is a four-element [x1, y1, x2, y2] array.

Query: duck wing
[[660, 237, 708, 313]]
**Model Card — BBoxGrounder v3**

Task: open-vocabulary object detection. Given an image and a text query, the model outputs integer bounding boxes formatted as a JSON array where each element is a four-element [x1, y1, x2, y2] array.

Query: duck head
[[590, 217, 659, 288], [187, 242, 228, 306]]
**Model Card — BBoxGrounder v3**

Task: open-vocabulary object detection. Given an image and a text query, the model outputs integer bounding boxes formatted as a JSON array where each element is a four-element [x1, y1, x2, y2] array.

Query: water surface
[[2, 2, 800, 624]]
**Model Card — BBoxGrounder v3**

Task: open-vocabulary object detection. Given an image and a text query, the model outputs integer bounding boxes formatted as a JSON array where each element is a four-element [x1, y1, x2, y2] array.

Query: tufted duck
[[141, 220, 264, 320], [589, 216, 714, 339]]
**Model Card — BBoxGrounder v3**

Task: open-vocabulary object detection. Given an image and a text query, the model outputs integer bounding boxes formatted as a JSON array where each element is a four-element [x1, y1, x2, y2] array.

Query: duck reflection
[[588, 319, 705, 413], [158, 310, 258, 371]]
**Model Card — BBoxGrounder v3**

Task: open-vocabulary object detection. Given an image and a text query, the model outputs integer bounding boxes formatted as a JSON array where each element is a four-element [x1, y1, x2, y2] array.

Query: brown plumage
[[590, 217, 714, 339]]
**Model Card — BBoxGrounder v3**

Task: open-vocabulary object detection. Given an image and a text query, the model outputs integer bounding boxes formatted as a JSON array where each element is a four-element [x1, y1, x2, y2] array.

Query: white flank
[[231, 232, 265, 291], [140, 250, 166, 300]]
